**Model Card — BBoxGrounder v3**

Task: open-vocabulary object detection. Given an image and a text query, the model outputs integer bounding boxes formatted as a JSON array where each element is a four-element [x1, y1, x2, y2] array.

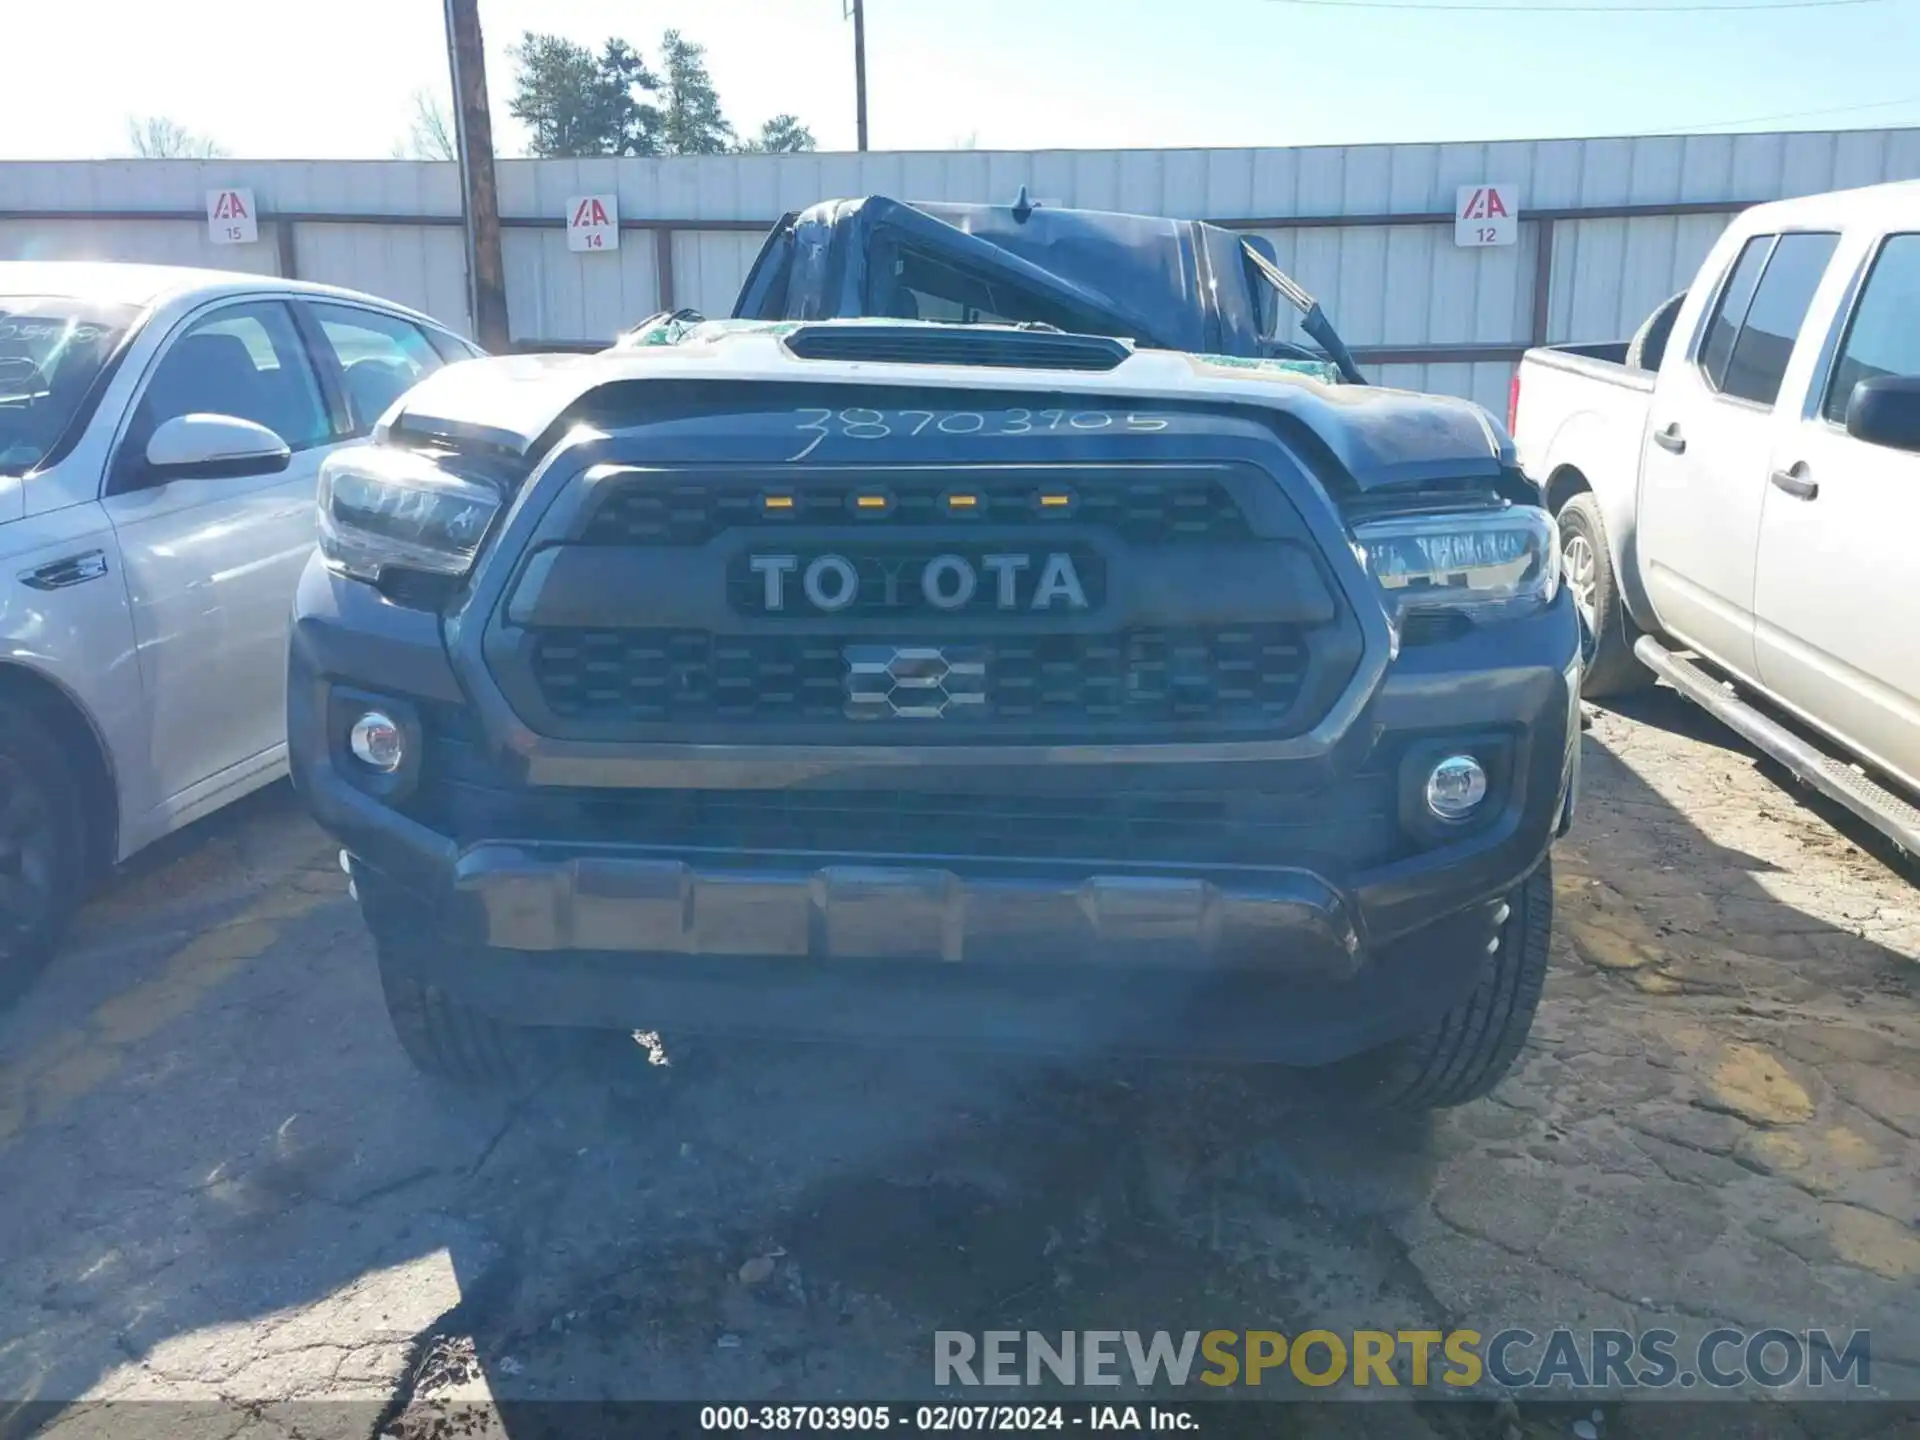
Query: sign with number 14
[[567, 194, 620, 252]]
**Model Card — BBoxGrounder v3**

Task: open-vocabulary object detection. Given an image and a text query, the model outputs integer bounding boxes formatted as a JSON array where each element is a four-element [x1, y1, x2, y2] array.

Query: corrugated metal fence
[[6, 128, 1919, 414]]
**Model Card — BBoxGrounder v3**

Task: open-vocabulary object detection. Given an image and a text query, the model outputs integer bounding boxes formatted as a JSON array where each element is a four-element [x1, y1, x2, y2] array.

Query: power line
[[1657, 94, 1920, 133], [1257, 0, 1882, 12]]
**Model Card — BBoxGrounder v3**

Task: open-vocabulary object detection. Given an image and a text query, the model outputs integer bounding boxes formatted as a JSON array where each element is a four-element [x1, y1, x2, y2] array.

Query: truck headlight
[[1353, 506, 1559, 621], [317, 447, 502, 582]]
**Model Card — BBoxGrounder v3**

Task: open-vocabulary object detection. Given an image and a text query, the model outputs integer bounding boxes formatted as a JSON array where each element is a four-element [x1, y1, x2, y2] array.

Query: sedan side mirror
[[1844, 375, 1920, 454], [145, 414, 291, 480]]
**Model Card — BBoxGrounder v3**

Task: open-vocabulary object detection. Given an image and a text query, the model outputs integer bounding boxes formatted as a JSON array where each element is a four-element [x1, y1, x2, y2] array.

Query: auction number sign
[[1455, 183, 1519, 248], [568, 194, 620, 252], [207, 188, 258, 246]]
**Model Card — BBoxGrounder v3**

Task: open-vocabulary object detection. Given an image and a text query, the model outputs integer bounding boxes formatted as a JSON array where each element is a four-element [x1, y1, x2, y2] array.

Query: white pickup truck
[[1512, 179, 1920, 855]]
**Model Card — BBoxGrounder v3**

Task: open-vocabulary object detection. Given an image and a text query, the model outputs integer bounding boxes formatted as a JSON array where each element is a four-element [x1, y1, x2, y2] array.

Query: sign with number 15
[[206, 188, 258, 246]]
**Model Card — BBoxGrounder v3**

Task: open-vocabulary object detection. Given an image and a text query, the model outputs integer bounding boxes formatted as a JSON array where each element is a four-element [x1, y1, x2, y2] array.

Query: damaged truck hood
[[383, 326, 1512, 491]]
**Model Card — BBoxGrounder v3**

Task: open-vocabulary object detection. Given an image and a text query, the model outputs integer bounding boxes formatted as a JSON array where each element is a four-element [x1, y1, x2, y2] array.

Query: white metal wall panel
[[500, 157, 688, 339], [1546, 213, 1731, 344], [8, 131, 1904, 227], [265, 160, 455, 218], [292, 223, 471, 335], [1251, 222, 1537, 349], [478, 132, 1920, 225], [0, 157, 464, 218], [8, 129, 1920, 406], [500, 227, 658, 344], [673, 231, 766, 320], [0, 218, 280, 275]]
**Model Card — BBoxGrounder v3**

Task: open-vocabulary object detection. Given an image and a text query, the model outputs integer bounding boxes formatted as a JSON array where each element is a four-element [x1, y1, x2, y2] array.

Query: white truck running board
[[1633, 637, 1920, 858]]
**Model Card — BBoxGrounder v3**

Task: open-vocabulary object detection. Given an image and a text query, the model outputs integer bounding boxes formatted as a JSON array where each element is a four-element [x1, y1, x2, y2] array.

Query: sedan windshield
[[0, 297, 138, 476]]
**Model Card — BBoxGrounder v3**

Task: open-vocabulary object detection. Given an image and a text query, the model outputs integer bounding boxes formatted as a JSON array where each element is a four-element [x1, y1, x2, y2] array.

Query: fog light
[[347, 711, 404, 772], [1425, 754, 1487, 821]]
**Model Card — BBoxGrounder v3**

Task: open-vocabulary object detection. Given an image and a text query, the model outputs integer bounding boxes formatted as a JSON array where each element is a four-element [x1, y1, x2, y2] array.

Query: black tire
[[1335, 860, 1554, 1111], [1625, 292, 1685, 373], [0, 701, 88, 1009], [370, 915, 559, 1089], [1557, 491, 1652, 699]]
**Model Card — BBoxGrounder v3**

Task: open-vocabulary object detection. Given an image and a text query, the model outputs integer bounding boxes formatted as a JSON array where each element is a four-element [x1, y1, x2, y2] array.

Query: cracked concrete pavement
[[0, 689, 1916, 1440]]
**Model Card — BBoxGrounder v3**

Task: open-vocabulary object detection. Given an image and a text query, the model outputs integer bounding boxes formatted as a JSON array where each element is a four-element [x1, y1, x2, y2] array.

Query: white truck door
[[100, 299, 337, 812], [1635, 232, 1838, 685], [1754, 231, 1920, 793]]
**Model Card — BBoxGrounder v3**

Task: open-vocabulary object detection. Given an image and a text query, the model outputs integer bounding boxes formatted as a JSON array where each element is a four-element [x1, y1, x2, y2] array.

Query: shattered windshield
[[0, 298, 136, 475]]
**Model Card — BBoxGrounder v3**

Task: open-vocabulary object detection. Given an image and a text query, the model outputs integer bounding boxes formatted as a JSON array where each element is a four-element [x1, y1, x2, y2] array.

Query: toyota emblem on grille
[[747, 551, 1091, 614], [844, 644, 987, 720]]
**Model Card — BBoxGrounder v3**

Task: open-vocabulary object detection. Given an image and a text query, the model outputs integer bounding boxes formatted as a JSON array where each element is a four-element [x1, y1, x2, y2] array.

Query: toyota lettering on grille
[[743, 550, 1095, 615]]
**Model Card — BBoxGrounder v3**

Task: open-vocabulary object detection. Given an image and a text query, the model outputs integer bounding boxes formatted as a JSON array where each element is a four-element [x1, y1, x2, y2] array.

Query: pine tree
[[659, 30, 734, 155], [740, 115, 817, 154], [508, 32, 662, 157]]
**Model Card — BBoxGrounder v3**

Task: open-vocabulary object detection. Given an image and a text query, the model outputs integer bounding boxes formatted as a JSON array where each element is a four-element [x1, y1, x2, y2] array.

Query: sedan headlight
[[317, 447, 502, 582], [1353, 505, 1559, 621]]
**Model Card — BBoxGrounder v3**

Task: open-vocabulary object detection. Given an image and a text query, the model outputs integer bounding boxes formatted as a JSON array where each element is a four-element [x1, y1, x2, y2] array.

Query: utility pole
[[847, 0, 869, 151], [443, 0, 511, 352]]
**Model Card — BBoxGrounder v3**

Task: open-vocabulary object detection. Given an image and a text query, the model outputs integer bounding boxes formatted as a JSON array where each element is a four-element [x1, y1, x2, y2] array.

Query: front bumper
[[441, 848, 1365, 972], [289, 559, 1580, 1062]]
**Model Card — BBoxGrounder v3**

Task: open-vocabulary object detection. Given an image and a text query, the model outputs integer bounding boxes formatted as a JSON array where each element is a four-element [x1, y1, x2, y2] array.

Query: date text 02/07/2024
[[698, 1403, 1201, 1431]]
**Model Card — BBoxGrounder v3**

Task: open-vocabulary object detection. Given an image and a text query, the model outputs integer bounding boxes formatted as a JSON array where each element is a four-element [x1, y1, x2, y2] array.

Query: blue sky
[[3, 0, 1915, 158]]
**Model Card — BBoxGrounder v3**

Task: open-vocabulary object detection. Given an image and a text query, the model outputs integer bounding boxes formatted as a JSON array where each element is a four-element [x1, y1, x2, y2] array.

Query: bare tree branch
[[395, 89, 457, 161], [126, 116, 227, 160]]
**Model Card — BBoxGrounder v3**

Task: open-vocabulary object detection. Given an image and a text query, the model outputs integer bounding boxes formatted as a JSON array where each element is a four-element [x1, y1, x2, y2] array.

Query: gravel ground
[[1, 688, 1915, 1440]]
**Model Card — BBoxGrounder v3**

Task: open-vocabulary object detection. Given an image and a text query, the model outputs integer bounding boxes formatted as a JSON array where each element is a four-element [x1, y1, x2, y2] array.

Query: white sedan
[[0, 262, 481, 1001]]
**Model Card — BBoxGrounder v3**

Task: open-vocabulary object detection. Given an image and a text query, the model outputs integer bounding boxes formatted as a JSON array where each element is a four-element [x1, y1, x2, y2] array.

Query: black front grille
[[1400, 610, 1474, 646], [529, 626, 1311, 730], [580, 474, 1251, 547], [410, 766, 1400, 871]]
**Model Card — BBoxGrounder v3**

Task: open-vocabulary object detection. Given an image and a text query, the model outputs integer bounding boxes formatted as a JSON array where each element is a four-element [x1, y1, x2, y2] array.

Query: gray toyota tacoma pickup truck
[[289, 307, 1578, 1112]]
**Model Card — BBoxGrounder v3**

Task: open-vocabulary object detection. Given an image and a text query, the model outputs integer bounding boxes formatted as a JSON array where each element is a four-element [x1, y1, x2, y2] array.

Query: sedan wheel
[[0, 702, 88, 1009], [0, 757, 58, 960]]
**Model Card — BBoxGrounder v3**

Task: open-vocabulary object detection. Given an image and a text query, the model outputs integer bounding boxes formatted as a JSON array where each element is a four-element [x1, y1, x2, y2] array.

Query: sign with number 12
[[1455, 183, 1519, 248]]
